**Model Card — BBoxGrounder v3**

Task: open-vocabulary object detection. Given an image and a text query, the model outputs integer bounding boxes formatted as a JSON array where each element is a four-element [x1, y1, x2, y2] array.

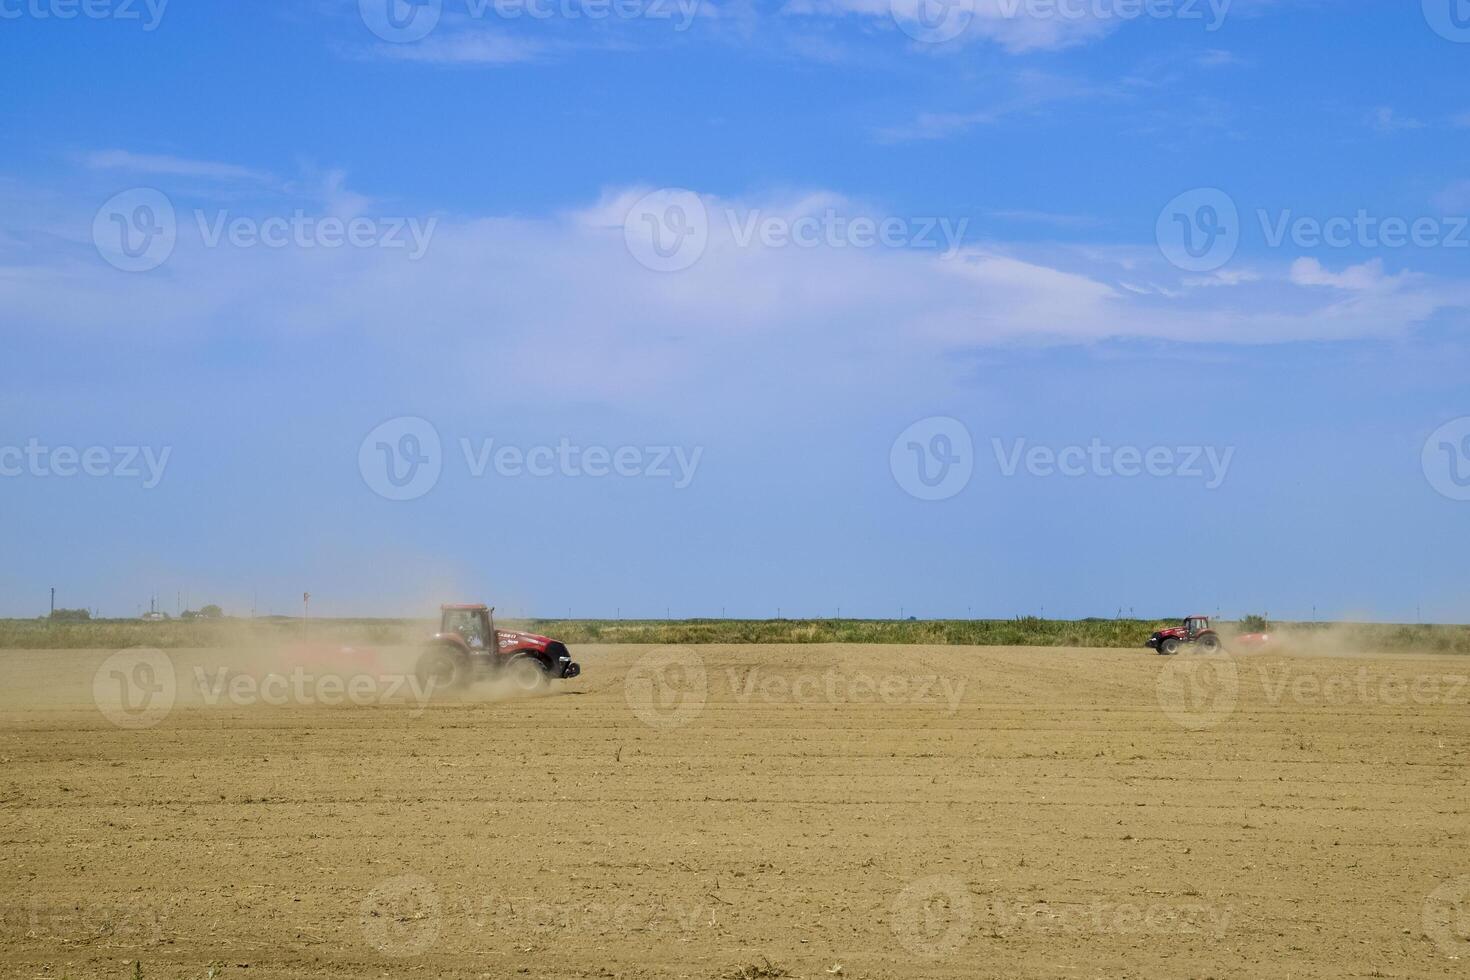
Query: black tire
[[505, 656, 549, 692], [1197, 633, 1222, 654], [1160, 637, 1181, 656], [416, 647, 467, 693]]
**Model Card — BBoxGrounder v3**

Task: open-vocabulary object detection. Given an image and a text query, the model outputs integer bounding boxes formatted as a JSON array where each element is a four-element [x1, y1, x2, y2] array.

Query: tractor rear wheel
[[416, 647, 467, 693], [1197, 633, 1222, 654], [1160, 637, 1181, 655]]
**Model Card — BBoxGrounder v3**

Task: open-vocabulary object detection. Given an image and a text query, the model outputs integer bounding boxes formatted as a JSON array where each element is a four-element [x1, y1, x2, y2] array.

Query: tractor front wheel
[[505, 656, 549, 693]]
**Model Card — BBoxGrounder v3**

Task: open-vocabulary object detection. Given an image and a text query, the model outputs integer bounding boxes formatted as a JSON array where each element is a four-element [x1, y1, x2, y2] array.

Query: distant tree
[[1240, 613, 1269, 632], [49, 608, 92, 623], [200, 604, 224, 619]]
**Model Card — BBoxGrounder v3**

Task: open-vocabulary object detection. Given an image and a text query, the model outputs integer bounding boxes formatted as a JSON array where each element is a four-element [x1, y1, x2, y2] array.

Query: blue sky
[[2, 0, 1468, 622]]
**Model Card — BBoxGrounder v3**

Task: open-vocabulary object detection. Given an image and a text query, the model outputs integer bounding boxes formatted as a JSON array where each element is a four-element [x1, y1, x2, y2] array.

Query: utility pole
[[49, 587, 55, 619]]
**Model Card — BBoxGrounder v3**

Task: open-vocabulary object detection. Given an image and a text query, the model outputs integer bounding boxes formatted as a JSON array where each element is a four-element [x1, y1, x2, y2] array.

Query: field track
[[3, 643, 1468, 979]]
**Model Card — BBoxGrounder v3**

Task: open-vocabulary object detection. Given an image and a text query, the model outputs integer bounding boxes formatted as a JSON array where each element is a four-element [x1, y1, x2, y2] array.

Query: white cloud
[[1289, 257, 1388, 291], [7, 184, 1469, 408], [785, 0, 1115, 53]]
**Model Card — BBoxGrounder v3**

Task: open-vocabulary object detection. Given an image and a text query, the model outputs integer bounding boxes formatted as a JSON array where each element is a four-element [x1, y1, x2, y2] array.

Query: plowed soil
[[3, 643, 1468, 979]]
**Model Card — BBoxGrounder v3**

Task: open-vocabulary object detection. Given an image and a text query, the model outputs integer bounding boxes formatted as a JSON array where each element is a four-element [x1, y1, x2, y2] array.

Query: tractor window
[[444, 610, 485, 646]]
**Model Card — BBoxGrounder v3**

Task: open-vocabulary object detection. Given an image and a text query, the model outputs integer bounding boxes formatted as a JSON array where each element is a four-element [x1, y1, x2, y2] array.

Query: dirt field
[[3, 643, 1468, 979]]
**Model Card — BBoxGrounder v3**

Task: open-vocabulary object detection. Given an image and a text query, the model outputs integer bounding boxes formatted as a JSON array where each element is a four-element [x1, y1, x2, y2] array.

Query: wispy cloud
[[360, 31, 543, 65], [82, 149, 273, 183], [1367, 107, 1426, 134], [874, 71, 1093, 142]]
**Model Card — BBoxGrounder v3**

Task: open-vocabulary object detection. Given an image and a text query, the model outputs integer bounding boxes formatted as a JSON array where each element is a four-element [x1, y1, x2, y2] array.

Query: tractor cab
[[441, 604, 494, 651], [1183, 615, 1211, 638]]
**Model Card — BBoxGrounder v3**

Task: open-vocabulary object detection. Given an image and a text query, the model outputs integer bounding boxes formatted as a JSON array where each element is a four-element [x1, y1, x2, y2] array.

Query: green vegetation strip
[[2, 617, 1468, 653]]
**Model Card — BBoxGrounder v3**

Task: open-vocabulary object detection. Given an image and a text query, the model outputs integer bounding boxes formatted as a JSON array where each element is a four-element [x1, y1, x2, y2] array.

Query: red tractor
[[1146, 615, 1224, 655], [415, 604, 581, 692]]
